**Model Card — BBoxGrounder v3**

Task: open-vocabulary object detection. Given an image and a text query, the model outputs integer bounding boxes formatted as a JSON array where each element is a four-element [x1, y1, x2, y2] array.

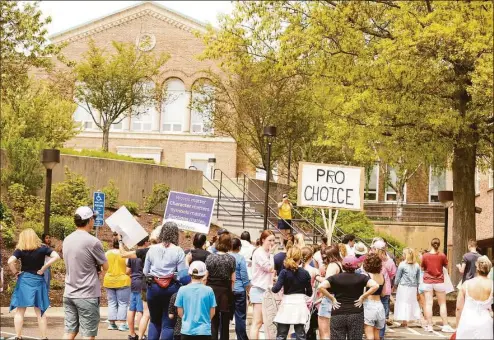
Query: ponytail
[[431, 238, 440, 251], [284, 247, 302, 271]]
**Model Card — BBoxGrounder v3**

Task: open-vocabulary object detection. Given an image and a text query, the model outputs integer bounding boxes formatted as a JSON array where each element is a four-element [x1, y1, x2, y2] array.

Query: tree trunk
[[396, 191, 404, 222], [451, 142, 477, 284], [102, 128, 110, 152]]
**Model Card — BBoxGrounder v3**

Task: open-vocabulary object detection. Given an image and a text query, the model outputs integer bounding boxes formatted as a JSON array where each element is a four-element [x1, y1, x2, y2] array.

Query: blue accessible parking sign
[[93, 192, 106, 227]]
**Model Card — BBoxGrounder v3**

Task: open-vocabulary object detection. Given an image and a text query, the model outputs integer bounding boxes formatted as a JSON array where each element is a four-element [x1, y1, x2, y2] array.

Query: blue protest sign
[[93, 192, 106, 227], [164, 191, 216, 234]]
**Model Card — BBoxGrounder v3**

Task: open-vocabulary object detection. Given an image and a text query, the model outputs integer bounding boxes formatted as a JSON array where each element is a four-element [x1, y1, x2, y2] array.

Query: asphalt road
[[0, 318, 452, 340]]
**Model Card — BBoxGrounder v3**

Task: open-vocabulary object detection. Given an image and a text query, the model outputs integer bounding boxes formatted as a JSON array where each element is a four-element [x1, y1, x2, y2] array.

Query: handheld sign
[[93, 192, 105, 227], [164, 191, 216, 234], [106, 206, 148, 249], [297, 162, 364, 211]]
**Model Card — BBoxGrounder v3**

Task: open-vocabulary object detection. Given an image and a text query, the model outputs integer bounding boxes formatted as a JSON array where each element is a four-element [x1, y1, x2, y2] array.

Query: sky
[[36, 1, 234, 36]]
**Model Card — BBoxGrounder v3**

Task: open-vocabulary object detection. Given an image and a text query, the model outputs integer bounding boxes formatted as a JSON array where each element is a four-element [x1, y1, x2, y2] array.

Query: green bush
[[1, 138, 44, 193], [51, 166, 91, 216], [121, 201, 140, 216], [50, 215, 76, 240], [102, 179, 119, 209], [0, 200, 14, 225], [334, 210, 405, 253], [101, 241, 110, 252], [7, 183, 30, 213], [21, 220, 44, 238], [50, 279, 65, 290], [143, 183, 170, 213], [60, 148, 156, 164], [1, 221, 17, 247], [51, 257, 65, 273], [24, 197, 44, 222]]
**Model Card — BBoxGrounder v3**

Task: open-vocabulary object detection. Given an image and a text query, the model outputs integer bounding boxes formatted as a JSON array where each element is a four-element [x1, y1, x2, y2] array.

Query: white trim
[[185, 152, 215, 178], [76, 130, 236, 143], [116, 146, 162, 164]]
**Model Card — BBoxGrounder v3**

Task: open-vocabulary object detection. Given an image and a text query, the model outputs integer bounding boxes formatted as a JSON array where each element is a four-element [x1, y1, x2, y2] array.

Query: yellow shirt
[[279, 202, 292, 220], [103, 250, 131, 288]]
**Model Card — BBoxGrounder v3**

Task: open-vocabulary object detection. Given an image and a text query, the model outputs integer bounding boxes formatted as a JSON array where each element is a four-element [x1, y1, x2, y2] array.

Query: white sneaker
[[441, 325, 455, 333], [425, 325, 434, 332]]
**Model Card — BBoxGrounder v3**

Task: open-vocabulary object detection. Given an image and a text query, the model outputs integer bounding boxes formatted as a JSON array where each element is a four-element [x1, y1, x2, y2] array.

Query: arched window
[[132, 81, 156, 132], [191, 81, 214, 134], [161, 78, 188, 132]]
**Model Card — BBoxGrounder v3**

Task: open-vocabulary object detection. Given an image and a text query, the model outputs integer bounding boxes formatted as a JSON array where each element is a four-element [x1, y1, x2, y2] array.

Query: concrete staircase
[[202, 177, 313, 247]]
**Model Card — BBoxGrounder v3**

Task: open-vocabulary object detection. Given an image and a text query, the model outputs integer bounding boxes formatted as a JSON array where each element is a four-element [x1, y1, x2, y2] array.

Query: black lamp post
[[263, 126, 277, 230], [438, 190, 453, 255], [41, 149, 60, 235]]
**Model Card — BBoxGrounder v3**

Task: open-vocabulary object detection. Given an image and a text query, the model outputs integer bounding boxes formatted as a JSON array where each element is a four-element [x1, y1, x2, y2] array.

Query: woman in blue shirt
[[143, 222, 187, 340], [229, 238, 251, 340]]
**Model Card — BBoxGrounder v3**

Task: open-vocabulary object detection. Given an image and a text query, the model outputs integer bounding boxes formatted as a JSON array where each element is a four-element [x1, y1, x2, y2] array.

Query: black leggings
[[211, 310, 230, 340], [276, 323, 306, 340], [330, 313, 364, 340], [306, 309, 318, 340]]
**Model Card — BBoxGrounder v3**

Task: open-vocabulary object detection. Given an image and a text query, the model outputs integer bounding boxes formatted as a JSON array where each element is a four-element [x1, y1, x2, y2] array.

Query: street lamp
[[208, 158, 216, 180], [263, 126, 277, 230], [41, 149, 60, 235], [438, 190, 453, 255]]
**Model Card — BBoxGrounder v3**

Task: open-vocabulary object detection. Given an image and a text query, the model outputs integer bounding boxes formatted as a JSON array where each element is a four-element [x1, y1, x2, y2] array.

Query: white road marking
[[386, 327, 395, 333], [1, 331, 40, 339], [407, 327, 422, 335], [432, 330, 448, 338]]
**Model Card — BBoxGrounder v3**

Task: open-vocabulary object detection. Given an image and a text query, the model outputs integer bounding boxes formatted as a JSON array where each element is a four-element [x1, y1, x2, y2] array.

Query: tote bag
[[443, 267, 455, 294]]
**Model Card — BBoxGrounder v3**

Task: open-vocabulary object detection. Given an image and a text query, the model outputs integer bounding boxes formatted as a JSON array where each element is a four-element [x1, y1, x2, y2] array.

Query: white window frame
[[475, 168, 481, 195], [191, 83, 214, 135], [74, 103, 97, 131], [384, 167, 407, 203], [364, 163, 379, 202], [429, 167, 446, 203], [161, 78, 187, 134], [116, 146, 162, 164]]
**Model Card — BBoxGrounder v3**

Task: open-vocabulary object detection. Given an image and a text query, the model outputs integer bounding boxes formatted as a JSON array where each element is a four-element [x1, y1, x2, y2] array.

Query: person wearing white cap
[[174, 261, 217, 340], [63, 206, 109, 340]]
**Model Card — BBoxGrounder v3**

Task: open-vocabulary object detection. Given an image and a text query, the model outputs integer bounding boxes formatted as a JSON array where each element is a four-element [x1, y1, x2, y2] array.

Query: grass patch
[[60, 148, 158, 165]]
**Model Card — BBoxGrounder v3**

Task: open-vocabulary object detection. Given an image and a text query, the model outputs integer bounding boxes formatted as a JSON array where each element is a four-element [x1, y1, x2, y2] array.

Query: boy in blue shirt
[[175, 261, 217, 340]]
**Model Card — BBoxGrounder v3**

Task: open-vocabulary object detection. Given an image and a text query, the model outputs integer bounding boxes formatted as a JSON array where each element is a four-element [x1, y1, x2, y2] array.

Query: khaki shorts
[[63, 297, 100, 337]]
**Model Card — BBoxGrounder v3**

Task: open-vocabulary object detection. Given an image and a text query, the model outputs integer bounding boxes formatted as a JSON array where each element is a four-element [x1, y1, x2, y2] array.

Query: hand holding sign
[[106, 206, 148, 249]]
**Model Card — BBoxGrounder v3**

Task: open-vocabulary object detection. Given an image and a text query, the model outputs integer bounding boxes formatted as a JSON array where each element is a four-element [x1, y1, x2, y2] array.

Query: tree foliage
[[204, 0, 493, 282], [0, 0, 62, 97], [73, 40, 169, 151]]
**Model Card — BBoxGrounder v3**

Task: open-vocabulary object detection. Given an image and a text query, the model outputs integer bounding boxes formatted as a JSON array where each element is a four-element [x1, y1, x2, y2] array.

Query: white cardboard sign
[[105, 206, 148, 248], [297, 162, 364, 211]]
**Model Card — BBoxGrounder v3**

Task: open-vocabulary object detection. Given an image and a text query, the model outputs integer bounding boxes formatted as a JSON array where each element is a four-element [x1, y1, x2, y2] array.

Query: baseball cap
[[342, 255, 360, 269], [282, 194, 288, 198], [75, 206, 97, 220], [372, 240, 386, 250], [188, 261, 207, 276]]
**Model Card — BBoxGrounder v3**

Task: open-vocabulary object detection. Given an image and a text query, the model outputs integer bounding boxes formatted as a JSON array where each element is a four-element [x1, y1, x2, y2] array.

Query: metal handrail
[[214, 169, 312, 237], [237, 171, 327, 237]]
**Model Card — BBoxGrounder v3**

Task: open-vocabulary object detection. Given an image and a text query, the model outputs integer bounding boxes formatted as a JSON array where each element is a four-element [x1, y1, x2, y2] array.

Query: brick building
[[47, 1, 239, 177]]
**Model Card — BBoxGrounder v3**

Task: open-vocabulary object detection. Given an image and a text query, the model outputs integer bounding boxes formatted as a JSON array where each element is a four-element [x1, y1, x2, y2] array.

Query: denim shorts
[[129, 291, 144, 312], [64, 297, 100, 337], [364, 299, 385, 330], [318, 297, 332, 318], [249, 286, 266, 304]]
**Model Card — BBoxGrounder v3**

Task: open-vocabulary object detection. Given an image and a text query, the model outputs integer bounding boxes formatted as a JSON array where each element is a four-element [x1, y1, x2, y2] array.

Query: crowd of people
[[5, 205, 494, 340]]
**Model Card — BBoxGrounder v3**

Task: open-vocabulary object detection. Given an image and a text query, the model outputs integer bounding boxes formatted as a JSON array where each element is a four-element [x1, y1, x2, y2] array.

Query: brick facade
[[44, 2, 242, 178]]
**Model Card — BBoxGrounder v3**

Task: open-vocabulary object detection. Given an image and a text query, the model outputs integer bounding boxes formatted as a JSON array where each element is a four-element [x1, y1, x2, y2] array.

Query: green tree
[[0, 77, 78, 147], [0, 0, 63, 97], [73, 40, 169, 151], [205, 1, 493, 283]]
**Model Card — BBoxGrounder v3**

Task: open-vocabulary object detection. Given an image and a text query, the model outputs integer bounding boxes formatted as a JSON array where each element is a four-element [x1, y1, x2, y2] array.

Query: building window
[[475, 168, 480, 195], [364, 163, 379, 201], [161, 78, 188, 133], [489, 169, 493, 189], [385, 166, 406, 202], [132, 81, 155, 132], [191, 82, 214, 134], [429, 167, 446, 203], [73, 102, 96, 130]]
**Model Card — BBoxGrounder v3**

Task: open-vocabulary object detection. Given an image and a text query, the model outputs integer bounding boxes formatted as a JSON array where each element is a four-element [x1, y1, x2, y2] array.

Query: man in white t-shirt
[[239, 231, 255, 279]]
